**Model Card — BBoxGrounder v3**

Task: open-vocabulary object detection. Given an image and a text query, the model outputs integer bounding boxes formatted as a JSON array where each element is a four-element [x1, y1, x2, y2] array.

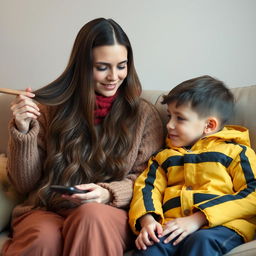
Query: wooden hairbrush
[[0, 88, 29, 96]]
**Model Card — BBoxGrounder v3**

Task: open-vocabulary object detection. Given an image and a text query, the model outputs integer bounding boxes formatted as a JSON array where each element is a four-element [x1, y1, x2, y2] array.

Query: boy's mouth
[[168, 134, 179, 139]]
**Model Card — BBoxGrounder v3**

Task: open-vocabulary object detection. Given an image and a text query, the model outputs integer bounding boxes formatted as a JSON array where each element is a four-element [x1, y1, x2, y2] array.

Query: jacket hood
[[166, 125, 251, 149], [208, 125, 251, 147]]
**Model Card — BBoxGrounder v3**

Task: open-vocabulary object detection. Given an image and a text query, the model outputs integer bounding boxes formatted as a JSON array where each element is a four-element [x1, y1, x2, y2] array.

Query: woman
[[2, 18, 163, 256]]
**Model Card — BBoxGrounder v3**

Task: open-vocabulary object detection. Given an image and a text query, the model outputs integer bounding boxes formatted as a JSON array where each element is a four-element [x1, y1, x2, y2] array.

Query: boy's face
[[166, 102, 208, 148]]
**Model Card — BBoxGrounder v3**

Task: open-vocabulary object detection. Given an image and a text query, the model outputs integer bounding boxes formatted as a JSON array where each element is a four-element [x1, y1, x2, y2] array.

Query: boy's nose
[[166, 119, 175, 130]]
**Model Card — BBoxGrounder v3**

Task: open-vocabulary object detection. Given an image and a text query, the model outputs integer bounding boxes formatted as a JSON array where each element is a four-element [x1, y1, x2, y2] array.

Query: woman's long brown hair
[[33, 18, 142, 210]]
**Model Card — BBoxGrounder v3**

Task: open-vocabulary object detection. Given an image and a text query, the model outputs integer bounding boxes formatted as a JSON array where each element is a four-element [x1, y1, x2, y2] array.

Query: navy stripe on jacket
[[161, 152, 233, 172], [162, 193, 218, 213], [142, 160, 159, 211], [199, 145, 256, 210]]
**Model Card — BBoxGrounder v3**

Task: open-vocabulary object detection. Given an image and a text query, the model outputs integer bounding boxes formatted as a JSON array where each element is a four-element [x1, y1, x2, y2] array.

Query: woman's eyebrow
[[95, 60, 128, 65], [118, 60, 128, 65]]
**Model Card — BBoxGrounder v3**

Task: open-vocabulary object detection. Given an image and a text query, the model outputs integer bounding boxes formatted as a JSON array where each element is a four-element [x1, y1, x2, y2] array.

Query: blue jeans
[[133, 226, 243, 256]]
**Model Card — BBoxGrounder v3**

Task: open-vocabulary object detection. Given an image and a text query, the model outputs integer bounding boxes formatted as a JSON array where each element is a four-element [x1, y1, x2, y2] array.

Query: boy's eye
[[177, 116, 185, 121]]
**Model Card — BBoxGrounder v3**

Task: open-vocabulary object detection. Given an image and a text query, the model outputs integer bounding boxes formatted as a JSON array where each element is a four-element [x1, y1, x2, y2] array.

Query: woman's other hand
[[10, 87, 40, 133], [62, 183, 112, 205]]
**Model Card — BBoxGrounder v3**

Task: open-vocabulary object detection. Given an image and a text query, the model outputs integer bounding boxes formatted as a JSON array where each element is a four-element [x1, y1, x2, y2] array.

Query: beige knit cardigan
[[7, 99, 164, 218]]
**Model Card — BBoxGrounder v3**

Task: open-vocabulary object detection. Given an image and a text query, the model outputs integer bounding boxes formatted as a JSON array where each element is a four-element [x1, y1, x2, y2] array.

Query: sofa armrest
[[0, 155, 22, 232]]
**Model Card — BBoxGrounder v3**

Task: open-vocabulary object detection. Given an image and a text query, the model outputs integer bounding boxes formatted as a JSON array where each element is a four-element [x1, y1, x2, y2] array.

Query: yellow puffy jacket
[[129, 125, 256, 242]]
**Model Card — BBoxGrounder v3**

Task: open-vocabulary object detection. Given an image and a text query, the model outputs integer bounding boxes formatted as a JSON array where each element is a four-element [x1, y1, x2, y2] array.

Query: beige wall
[[0, 0, 256, 91]]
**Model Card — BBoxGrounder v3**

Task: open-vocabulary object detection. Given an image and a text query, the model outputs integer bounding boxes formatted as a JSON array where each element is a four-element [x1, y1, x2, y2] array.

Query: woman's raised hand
[[10, 88, 40, 133]]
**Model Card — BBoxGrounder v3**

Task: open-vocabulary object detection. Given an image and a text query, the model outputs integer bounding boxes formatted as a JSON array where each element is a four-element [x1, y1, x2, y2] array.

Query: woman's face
[[93, 44, 128, 97]]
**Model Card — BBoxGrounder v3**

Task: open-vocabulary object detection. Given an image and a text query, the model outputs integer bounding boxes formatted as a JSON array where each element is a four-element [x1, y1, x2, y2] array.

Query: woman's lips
[[102, 83, 116, 90]]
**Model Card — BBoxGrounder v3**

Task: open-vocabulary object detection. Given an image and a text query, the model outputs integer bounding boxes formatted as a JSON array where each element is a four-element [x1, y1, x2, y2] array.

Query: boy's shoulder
[[152, 146, 180, 162]]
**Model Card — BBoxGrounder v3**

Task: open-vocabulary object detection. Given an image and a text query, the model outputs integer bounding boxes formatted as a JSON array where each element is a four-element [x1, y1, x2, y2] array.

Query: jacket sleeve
[[129, 156, 167, 235], [98, 101, 164, 209], [195, 145, 256, 227], [7, 105, 48, 194]]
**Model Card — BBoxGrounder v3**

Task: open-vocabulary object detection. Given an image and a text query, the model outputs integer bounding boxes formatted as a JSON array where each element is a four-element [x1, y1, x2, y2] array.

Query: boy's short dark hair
[[162, 75, 235, 127]]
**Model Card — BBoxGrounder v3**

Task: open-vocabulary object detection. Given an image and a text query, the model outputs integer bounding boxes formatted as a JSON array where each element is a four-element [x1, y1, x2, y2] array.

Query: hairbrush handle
[[0, 88, 29, 96]]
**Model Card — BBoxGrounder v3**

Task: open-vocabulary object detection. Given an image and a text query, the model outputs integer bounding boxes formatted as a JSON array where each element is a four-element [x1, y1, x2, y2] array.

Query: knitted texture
[[7, 99, 164, 218], [94, 93, 117, 125]]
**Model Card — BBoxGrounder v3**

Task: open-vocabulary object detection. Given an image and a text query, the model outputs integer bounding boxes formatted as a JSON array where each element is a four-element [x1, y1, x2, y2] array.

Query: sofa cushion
[[0, 154, 21, 232], [225, 239, 256, 256], [0, 231, 9, 255]]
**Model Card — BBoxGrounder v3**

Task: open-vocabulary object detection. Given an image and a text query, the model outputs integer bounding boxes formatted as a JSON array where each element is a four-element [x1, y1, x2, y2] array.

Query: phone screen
[[50, 185, 89, 195]]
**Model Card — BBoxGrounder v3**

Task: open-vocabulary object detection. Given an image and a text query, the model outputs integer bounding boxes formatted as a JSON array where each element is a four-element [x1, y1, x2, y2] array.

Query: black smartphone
[[50, 185, 89, 195]]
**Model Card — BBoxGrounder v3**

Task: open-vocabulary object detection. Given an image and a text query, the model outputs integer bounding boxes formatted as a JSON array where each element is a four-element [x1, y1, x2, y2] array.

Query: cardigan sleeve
[[98, 101, 164, 209], [7, 105, 48, 194]]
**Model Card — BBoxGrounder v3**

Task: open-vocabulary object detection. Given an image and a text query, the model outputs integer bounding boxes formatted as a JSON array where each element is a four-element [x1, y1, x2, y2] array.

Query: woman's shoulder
[[138, 98, 160, 116], [137, 98, 163, 129], [139, 97, 155, 109]]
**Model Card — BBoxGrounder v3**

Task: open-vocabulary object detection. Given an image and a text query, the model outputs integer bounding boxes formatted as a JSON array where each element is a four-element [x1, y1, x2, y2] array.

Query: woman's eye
[[96, 66, 107, 71], [117, 65, 126, 70]]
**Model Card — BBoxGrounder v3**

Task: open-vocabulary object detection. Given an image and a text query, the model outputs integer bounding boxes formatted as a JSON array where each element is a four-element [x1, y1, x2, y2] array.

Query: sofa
[[1, 86, 256, 256]]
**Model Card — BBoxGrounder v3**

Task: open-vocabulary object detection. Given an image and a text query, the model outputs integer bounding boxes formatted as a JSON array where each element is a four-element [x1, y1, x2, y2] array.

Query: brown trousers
[[2, 203, 134, 256]]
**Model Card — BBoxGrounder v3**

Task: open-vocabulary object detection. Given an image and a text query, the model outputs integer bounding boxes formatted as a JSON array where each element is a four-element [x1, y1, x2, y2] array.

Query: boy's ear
[[204, 117, 219, 134]]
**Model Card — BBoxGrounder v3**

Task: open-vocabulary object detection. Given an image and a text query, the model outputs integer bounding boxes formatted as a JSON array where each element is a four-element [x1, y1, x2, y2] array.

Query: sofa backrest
[[0, 94, 13, 154], [0, 85, 256, 154]]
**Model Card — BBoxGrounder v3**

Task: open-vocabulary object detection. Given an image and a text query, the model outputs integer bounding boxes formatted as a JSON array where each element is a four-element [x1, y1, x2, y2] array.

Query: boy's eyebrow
[[95, 60, 128, 65], [169, 109, 186, 117]]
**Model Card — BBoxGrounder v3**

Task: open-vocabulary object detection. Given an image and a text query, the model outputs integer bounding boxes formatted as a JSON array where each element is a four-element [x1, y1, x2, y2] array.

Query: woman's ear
[[204, 117, 219, 134]]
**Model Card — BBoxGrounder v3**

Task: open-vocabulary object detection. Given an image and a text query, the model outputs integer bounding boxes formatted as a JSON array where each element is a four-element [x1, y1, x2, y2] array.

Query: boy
[[129, 76, 256, 256]]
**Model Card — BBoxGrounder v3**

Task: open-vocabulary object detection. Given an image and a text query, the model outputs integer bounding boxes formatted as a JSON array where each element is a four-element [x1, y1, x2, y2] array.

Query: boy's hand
[[135, 214, 163, 250], [161, 211, 207, 245]]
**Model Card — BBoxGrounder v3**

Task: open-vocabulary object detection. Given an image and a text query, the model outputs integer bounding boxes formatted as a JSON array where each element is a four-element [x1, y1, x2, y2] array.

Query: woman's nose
[[107, 68, 118, 81]]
